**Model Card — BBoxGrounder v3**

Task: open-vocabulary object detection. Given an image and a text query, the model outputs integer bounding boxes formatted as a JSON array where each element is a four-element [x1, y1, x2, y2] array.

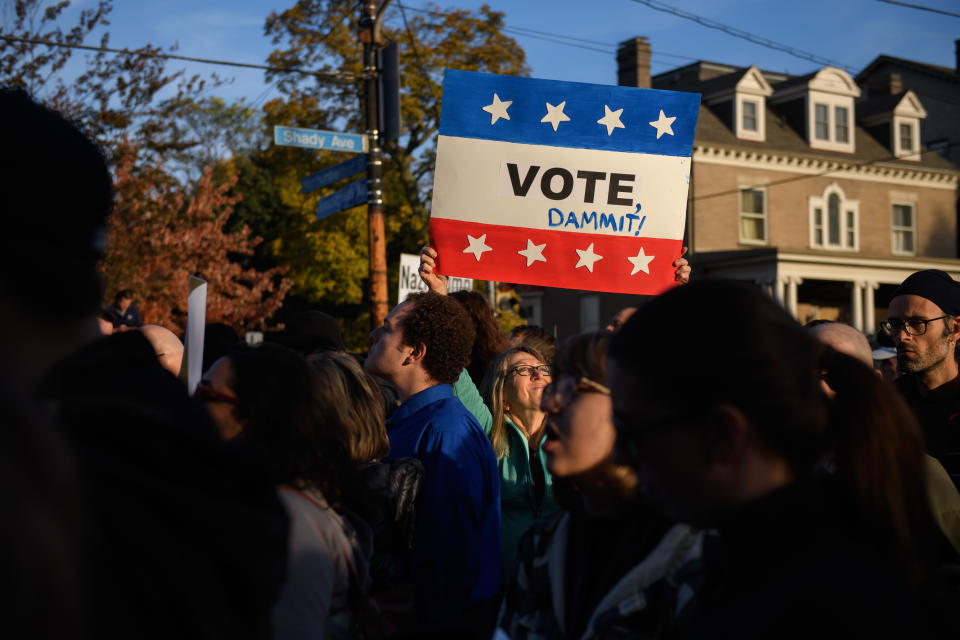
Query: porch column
[[864, 281, 878, 335], [774, 276, 787, 307], [851, 281, 864, 333], [786, 276, 802, 318]]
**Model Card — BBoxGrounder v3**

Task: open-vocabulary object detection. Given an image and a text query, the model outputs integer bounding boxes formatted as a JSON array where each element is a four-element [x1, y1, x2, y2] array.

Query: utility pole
[[360, 0, 392, 330]]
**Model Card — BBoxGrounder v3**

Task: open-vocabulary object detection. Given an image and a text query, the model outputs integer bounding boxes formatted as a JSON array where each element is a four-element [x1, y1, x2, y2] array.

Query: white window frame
[[736, 95, 765, 141], [807, 92, 856, 153], [891, 200, 917, 256], [809, 183, 859, 251], [893, 116, 920, 161], [738, 185, 768, 245]]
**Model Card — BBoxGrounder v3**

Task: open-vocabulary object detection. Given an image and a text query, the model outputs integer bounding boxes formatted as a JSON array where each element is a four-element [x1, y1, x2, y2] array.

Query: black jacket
[[678, 479, 957, 639], [38, 332, 288, 640], [895, 374, 960, 490]]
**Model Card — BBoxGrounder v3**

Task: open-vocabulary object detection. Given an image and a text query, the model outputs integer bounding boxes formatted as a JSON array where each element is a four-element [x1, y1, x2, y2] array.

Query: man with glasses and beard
[[881, 269, 960, 489]]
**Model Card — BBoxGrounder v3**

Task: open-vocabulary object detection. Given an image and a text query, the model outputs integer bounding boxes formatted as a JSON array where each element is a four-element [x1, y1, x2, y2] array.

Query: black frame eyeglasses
[[508, 364, 552, 377], [879, 315, 953, 337]]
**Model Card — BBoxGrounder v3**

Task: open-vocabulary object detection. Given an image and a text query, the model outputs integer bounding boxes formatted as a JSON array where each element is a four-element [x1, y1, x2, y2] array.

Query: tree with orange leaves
[[101, 144, 292, 334]]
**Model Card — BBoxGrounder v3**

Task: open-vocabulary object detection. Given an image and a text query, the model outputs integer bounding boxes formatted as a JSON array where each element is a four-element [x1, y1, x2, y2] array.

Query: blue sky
[[59, 0, 959, 108]]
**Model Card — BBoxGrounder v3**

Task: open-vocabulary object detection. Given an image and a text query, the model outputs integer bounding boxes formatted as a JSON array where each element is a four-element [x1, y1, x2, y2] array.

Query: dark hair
[[401, 292, 475, 385], [114, 290, 135, 305], [307, 351, 390, 463], [228, 343, 352, 508], [610, 279, 940, 582], [510, 325, 557, 363], [202, 323, 242, 373], [450, 290, 507, 386], [553, 330, 610, 383], [1, 89, 112, 320]]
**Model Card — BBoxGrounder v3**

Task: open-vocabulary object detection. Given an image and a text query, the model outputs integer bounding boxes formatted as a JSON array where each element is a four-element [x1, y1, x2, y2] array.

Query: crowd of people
[[6, 87, 960, 640]]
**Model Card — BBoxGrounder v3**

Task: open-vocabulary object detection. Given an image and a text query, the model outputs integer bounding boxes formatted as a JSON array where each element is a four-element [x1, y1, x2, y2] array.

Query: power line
[[628, 0, 857, 73], [874, 0, 960, 19], [499, 27, 613, 55], [0, 34, 355, 81], [397, 3, 699, 62]]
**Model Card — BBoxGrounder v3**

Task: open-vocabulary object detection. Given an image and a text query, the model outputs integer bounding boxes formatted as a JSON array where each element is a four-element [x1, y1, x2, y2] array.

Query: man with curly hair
[[365, 292, 501, 630]]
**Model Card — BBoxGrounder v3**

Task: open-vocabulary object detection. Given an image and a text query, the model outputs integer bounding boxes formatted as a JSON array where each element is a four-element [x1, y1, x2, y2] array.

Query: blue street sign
[[302, 155, 368, 194], [273, 126, 368, 153], [316, 179, 368, 219]]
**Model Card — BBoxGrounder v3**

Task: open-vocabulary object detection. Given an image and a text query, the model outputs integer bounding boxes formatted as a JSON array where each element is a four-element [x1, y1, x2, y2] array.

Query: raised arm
[[418, 245, 449, 296]]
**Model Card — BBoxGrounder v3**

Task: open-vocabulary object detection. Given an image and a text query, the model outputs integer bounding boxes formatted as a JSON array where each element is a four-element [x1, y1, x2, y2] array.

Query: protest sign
[[398, 252, 473, 302], [430, 70, 700, 295], [179, 276, 207, 394]]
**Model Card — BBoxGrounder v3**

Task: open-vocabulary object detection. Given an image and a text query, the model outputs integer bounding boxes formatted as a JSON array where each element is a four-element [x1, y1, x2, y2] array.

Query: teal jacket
[[453, 369, 559, 580]]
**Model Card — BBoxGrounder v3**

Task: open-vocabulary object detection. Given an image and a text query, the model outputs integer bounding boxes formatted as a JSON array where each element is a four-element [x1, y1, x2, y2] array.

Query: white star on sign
[[649, 109, 676, 140], [517, 239, 547, 267], [463, 234, 493, 261], [481, 93, 512, 125], [575, 243, 603, 273], [541, 101, 571, 132], [597, 105, 625, 136], [627, 247, 655, 275]]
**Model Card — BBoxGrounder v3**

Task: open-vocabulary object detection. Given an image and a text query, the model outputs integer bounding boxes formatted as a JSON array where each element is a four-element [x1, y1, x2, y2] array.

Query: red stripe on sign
[[430, 218, 683, 296]]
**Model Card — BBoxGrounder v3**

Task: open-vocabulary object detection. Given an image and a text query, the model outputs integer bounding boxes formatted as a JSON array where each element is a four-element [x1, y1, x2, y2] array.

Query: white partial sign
[[398, 252, 473, 303], [180, 276, 207, 394]]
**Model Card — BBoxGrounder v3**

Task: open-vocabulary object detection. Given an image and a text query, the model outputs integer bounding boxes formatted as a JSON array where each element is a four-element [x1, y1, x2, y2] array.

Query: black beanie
[[891, 269, 960, 316]]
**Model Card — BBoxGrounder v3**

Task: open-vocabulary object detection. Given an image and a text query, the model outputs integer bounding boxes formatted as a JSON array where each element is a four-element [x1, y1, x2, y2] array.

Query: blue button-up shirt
[[386, 383, 501, 624]]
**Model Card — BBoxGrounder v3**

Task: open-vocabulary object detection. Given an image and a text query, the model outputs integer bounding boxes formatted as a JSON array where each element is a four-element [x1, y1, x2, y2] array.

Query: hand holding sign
[[674, 246, 690, 284], [429, 70, 700, 296], [418, 245, 448, 295]]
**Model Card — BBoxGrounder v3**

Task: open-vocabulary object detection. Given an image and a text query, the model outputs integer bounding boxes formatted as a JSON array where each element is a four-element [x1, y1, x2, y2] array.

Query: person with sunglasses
[[882, 269, 960, 489], [479, 345, 559, 584], [497, 332, 698, 640]]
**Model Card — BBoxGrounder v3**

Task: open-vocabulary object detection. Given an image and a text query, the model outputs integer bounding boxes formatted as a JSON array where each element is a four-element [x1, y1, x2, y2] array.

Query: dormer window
[[894, 117, 920, 160], [858, 90, 926, 162], [732, 67, 773, 142], [771, 67, 860, 153], [704, 66, 773, 143]]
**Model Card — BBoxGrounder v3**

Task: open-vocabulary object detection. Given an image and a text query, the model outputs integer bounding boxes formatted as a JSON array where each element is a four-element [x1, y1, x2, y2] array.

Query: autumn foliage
[[101, 144, 292, 334]]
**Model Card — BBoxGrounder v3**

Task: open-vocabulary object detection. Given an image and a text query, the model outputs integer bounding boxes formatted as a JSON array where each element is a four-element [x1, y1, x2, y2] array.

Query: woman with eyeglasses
[[608, 280, 958, 637], [497, 332, 697, 640], [479, 344, 559, 582]]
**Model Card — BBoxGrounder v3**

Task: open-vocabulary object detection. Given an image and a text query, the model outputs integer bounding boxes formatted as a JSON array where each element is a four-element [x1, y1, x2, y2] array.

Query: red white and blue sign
[[430, 69, 700, 295]]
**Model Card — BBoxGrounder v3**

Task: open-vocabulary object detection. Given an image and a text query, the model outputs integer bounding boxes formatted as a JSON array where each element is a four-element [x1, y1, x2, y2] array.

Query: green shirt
[[452, 368, 559, 579]]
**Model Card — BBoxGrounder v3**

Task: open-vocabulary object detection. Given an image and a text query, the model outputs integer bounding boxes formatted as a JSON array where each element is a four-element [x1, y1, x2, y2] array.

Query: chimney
[[617, 37, 651, 88], [887, 73, 903, 95], [956, 39, 960, 72]]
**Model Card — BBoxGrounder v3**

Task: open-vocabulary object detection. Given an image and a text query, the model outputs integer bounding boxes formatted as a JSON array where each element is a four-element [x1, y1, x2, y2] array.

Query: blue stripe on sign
[[302, 155, 367, 194], [316, 179, 367, 219], [439, 69, 700, 157]]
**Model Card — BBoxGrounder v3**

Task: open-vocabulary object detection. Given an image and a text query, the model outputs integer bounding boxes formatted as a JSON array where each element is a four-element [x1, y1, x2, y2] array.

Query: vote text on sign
[[429, 70, 700, 295]]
